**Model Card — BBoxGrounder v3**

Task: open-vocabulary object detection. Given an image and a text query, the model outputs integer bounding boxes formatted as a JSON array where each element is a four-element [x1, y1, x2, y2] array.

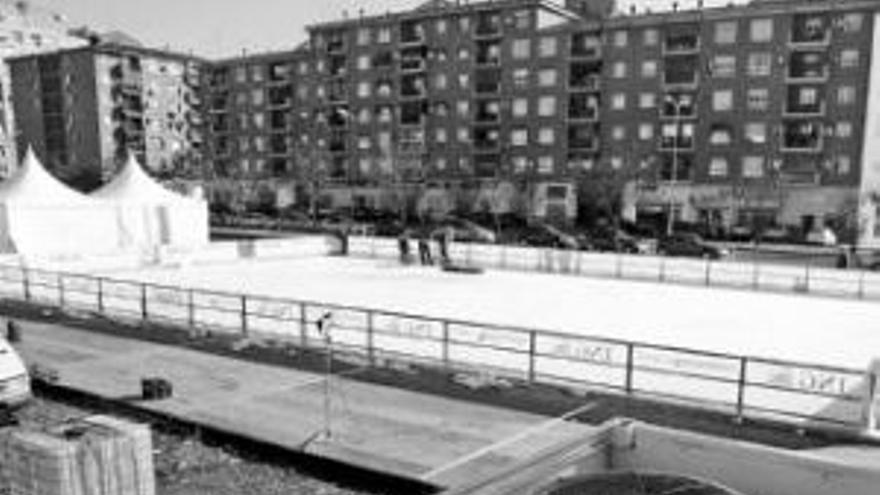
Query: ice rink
[[100, 255, 880, 370]]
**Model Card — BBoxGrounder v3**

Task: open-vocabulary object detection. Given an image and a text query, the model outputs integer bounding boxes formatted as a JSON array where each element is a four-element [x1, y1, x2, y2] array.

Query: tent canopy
[[91, 154, 191, 203], [0, 148, 94, 205]]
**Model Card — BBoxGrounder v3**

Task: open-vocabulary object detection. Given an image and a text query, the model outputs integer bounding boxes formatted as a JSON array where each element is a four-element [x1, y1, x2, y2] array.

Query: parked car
[[758, 225, 797, 244], [500, 223, 582, 249], [727, 225, 756, 242], [0, 336, 30, 410], [656, 233, 727, 259], [587, 229, 642, 254]]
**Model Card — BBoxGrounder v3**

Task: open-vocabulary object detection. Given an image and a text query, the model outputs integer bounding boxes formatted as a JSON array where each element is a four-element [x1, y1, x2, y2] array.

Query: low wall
[[611, 421, 880, 495], [348, 237, 880, 300]]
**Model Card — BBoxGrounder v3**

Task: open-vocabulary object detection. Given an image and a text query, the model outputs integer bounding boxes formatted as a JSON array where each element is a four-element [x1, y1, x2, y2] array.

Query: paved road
[[13, 319, 595, 491]]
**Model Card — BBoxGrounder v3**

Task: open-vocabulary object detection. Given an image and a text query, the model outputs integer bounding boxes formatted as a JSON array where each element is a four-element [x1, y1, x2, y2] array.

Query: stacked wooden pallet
[[0, 415, 155, 495]]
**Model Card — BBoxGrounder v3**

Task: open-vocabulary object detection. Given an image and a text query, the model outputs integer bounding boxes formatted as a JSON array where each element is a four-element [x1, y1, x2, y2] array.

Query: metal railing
[[347, 237, 880, 302], [1, 263, 875, 433]]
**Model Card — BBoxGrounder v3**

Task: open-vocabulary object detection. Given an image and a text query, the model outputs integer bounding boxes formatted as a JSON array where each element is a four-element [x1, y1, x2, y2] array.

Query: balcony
[[663, 33, 700, 55], [782, 121, 823, 153], [325, 36, 345, 54], [658, 136, 695, 151], [475, 101, 500, 123], [568, 124, 599, 151], [475, 69, 501, 95], [400, 21, 425, 45], [475, 12, 502, 38], [568, 104, 599, 121], [787, 52, 829, 82], [784, 100, 825, 117], [476, 44, 501, 66], [571, 33, 601, 59], [569, 74, 600, 92], [790, 14, 831, 47], [400, 53, 426, 73]]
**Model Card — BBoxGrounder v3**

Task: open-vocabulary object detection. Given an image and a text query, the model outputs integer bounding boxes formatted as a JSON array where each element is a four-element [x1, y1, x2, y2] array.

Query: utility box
[[0, 415, 155, 495]]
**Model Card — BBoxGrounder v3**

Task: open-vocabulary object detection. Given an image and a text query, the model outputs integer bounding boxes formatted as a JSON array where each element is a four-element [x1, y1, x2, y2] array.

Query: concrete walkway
[[13, 320, 595, 490]]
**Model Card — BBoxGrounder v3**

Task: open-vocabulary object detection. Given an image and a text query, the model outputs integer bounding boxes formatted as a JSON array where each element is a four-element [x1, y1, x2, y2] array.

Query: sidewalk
[[12, 319, 595, 490]]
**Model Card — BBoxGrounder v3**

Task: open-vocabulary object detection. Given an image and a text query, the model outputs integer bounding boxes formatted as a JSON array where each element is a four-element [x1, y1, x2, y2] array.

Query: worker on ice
[[418, 231, 433, 265]]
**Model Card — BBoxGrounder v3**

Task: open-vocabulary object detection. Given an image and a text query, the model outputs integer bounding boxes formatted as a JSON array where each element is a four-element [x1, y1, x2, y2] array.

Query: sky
[[34, 0, 739, 59]]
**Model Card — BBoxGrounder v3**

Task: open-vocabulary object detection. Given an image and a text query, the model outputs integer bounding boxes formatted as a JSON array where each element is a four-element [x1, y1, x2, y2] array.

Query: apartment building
[[0, 0, 86, 177], [203, 46, 309, 208], [8, 40, 204, 190]]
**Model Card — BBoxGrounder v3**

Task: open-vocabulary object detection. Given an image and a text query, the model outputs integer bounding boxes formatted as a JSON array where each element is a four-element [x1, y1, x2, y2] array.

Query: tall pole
[[666, 98, 681, 236], [316, 312, 334, 440]]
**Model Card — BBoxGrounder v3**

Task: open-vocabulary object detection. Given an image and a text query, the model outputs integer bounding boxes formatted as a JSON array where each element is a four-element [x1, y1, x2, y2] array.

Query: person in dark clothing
[[436, 227, 451, 265], [418, 233, 433, 265], [398, 231, 412, 264]]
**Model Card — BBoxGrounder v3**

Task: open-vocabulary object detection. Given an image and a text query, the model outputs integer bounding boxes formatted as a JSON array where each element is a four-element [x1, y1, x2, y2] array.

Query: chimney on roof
[[672, 1, 679, 11], [358, 8, 364, 18], [629, 4, 636, 14], [342, 9, 349, 19], [697, 0, 704, 8]]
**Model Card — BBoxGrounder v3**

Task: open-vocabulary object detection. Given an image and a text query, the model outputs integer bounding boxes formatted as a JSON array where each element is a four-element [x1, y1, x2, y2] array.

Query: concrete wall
[[611, 421, 880, 495]]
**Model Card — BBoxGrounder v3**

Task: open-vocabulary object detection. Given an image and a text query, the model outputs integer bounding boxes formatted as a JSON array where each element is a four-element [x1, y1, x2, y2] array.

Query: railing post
[[240, 295, 248, 336], [704, 259, 711, 286], [528, 330, 537, 383], [858, 270, 865, 300], [752, 260, 760, 290], [625, 343, 635, 394], [735, 357, 748, 423], [658, 258, 666, 283], [96, 277, 104, 313], [615, 253, 623, 279], [500, 245, 507, 270], [366, 310, 375, 366], [442, 320, 450, 369], [140, 283, 148, 321], [57, 274, 64, 308], [299, 303, 308, 348], [21, 267, 30, 302], [862, 371, 877, 433], [804, 260, 811, 293], [187, 289, 195, 328]]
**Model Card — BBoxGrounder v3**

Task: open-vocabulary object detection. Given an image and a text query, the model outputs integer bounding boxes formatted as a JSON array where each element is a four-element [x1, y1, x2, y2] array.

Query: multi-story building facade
[[203, 46, 309, 209], [0, 0, 86, 177], [8, 40, 204, 190]]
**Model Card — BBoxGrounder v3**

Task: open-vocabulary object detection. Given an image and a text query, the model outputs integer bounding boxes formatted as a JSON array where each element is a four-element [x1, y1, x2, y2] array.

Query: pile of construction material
[[0, 415, 155, 495]]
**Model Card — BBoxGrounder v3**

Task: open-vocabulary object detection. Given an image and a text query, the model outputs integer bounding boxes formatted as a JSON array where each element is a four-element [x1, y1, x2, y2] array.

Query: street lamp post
[[665, 95, 684, 236]]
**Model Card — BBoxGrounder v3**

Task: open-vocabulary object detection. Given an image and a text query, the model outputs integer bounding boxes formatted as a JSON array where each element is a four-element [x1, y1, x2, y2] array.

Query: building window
[[458, 47, 470, 60], [538, 96, 557, 117], [643, 28, 658, 46], [838, 85, 856, 105], [357, 28, 370, 45], [456, 100, 469, 117], [511, 39, 531, 59], [435, 73, 447, 90], [641, 60, 657, 78], [457, 127, 469, 143], [840, 13, 863, 33], [436, 128, 448, 143], [611, 93, 626, 110], [715, 21, 737, 44], [251, 89, 264, 105], [512, 98, 528, 117], [357, 55, 370, 71], [711, 55, 736, 77], [747, 52, 772, 76], [357, 108, 371, 124], [539, 36, 558, 57], [537, 156, 554, 174], [513, 68, 529, 88], [538, 69, 558, 87], [357, 136, 371, 150], [639, 93, 656, 109], [713, 90, 733, 111], [836, 121, 852, 138], [611, 157, 623, 170], [744, 122, 766, 144], [613, 30, 627, 47], [742, 156, 764, 178], [538, 127, 555, 145], [512, 156, 528, 173], [436, 19, 447, 35], [747, 88, 769, 111], [511, 128, 528, 146], [840, 49, 859, 69], [837, 156, 851, 175], [639, 124, 653, 140], [377, 106, 393, 123], [513, 10, 530, 29], [377, 27, 391, 43], [298, 61, 309, 75], [436, 157, 447, 170], [235, 91, 248, 106], [709, 125, 732, 145], [750, 19, 773, 42], [357, 82, 370, 98], [612, 61, 627, 78], [458, 16, 470, 32], [612, 125, 626, 141], [709, 157, 729, 177]]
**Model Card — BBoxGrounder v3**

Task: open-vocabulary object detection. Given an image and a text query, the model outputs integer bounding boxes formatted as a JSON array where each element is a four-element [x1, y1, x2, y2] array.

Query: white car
[[0, 337, 31, 410]]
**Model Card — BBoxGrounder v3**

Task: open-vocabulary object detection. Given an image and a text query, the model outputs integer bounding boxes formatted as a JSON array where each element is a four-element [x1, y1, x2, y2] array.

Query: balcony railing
[[568, 107, 599, 121], [569, 75, 601, 92], [658, 137, 695, 151], [783, 102, 826, 117], [663, 35, 700, 55]]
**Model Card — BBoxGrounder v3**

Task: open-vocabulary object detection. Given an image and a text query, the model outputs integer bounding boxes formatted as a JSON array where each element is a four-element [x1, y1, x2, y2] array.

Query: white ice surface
[[96, 256, 880, 370]]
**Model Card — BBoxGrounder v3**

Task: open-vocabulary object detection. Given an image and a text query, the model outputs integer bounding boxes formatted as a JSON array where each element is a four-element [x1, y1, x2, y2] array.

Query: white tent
[[0, 149, 119, 257], [91, 155, 208, 251]]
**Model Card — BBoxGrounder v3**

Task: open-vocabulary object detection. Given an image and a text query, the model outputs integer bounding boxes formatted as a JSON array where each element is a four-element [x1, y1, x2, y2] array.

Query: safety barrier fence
[[347, 237, 880, 301], [0, 263, 875, 434]]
